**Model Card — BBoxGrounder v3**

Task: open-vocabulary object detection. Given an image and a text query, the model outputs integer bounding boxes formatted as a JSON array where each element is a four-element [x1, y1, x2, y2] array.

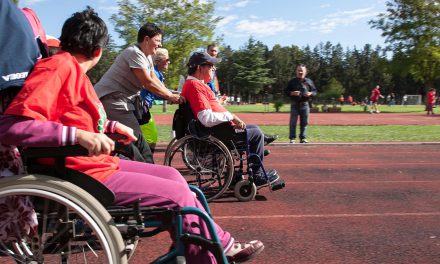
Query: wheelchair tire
[[164, 135, 234, 202], [234, 180, 257, 202], [163, 137, 178, 163], [0, 174, 127, 264]]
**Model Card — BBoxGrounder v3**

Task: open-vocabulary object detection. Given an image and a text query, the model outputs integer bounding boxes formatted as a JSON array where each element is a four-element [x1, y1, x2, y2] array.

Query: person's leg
[[114, 141, 146, 162], [299, 103, 310, 141], [245, 124, 265, 173], [101, 95, 154, 163], [134, 131, 154, 163], [289, 103, 299, 140], [118, 159, 187, 185], [104, 160, 234, 263]]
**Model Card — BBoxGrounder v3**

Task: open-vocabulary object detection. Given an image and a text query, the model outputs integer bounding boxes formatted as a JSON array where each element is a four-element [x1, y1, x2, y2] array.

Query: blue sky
[[19, 0, 388, 50]]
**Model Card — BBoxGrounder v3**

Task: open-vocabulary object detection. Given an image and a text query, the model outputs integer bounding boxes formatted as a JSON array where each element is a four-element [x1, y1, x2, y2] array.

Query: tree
[[87, 37, 119, 84], [267, 45, 297, 97], [111, 0, 221, 89], [230, 37, 273, 102], [319, 78, 345, 102], [370, 0, 440, 87], [215, 45, 235, 96]]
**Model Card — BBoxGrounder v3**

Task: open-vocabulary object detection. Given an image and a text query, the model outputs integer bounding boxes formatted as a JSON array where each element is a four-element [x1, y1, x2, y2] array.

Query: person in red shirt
[[347, 95, 353, 105], [426, 88, 436, 115], [0, 8, 263, 263], [369, 85, 384, 113], [339, 94, 344, 105], [181, 52, 284, 188]]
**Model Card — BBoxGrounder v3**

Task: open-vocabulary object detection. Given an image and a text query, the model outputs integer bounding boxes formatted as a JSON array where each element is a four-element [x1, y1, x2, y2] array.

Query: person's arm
[[0, 115, 75, 147], [308, 79, 317, 97], [0, 114, 137, 157], [285, 80, 293, 97], [132, 68, 181, 103], [196, 109, 234, 127]]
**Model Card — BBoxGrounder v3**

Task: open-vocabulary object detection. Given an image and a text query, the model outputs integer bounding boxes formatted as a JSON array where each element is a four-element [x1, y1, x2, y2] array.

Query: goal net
[[403, 95, 422, 105]]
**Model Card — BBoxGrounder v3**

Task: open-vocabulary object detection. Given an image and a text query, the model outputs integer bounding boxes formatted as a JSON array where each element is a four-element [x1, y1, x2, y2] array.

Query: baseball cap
[[187, 52, 219, 68], [46, 35, 60, 48]]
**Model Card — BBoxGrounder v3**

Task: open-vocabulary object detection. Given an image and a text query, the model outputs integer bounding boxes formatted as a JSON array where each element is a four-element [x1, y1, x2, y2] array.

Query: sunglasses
[[201, 63, 214, 68]]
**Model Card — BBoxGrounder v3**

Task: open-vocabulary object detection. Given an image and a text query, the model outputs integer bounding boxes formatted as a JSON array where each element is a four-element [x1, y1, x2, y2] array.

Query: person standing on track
[[285, 64, 317, 144]]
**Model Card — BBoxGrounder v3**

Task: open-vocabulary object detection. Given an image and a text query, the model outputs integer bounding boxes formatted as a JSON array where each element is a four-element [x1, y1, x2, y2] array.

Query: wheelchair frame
[[164, 116, 276, 202], [0, 144, 229, 264]]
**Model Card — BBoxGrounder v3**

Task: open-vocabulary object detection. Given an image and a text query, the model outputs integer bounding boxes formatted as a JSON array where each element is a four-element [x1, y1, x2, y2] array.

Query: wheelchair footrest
[[270, 179, 285, 191]]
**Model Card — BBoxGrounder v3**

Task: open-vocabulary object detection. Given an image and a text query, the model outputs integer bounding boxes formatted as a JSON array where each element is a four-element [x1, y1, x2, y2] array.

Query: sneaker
[[263, 149, 270, 156], [300, 139, 309, 143], [226, 240, 264, 263], [254, 169, 279, 187], [369, 110, 373, 114], [376, 110, 380, 113], [289, 139, 295, 144], [264, 134, 278, 145]]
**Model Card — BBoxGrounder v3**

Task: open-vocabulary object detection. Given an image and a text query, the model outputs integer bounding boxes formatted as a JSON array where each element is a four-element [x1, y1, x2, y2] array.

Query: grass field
[[155, 124, 440, 143], [150, 103, 437, 143], [150, 103, 427, 114]]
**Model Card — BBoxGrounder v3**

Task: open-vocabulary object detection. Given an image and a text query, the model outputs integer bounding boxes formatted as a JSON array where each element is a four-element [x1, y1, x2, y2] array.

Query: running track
[[132, 142, 440, 264], [133, 113, 440, 263]]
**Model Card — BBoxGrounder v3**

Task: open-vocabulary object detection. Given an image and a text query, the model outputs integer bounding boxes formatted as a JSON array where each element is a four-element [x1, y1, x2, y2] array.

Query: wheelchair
[[164, 104, 285, 202], [0, 133, 229, 264]]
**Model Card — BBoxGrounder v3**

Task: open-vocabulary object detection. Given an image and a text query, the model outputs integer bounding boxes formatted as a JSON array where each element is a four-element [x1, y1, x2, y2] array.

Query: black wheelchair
[[164, 104, 285, 202], [0, 113, 229, 264]]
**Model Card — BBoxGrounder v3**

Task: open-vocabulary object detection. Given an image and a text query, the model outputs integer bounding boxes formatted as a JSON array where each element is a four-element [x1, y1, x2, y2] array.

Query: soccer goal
[[402, 94, 422, 105]]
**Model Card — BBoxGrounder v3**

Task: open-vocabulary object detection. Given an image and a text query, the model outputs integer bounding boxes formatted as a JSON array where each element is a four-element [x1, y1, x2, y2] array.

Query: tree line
[[87, 0, 440, 104]]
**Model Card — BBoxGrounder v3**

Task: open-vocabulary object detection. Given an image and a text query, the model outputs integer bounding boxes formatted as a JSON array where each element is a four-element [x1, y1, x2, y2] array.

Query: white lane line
[[215, 212, 440, 220], [273, 162, 440, 167], [283, 180, 440, 184]]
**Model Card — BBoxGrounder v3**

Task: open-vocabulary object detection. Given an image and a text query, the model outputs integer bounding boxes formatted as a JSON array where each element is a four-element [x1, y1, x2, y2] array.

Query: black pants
[[114, 130, 154, 164], [100, 93, 154, 164]]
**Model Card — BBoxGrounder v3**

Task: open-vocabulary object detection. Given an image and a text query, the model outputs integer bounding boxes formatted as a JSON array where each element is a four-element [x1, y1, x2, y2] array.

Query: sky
[[19, 0, 388, 51]]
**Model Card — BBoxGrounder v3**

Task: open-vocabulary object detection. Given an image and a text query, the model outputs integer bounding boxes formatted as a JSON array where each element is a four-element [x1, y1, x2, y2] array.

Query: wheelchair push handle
[[105, 133, 128, 142]]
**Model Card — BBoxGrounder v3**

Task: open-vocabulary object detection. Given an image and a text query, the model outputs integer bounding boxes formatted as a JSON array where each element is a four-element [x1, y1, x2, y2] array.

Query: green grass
[[150, 103, 427, 114], [150, 103, 436, 143], [156, 124, 440, 143]]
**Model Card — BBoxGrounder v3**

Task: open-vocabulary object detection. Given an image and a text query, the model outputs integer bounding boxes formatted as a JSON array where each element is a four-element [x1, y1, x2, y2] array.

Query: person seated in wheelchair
[[0, 7, 264, 263], [180, 51, 284, 188]]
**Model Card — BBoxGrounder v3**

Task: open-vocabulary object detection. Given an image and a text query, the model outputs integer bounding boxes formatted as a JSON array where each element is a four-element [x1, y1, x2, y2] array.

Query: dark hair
[[60, 7, 108, 58], [137, 22, 163, 43], [188, 66, 197, 75], [207, 43, 218, 50]]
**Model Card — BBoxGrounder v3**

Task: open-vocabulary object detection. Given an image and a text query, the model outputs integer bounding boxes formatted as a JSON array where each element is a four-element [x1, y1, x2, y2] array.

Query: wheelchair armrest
[[19, 133, 127, 208], [21, 144, 88, 159], [21, 133, 127, 159]]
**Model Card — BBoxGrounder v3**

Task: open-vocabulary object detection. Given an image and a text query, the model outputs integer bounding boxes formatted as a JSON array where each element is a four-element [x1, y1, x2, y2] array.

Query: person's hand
[[303, 92, 312, 97], [168, 93, 182, 104], [76, 129, 115, 156], [178, 95, 186, 104], [114, 123, 137, 144], [290, 91, 301, 96], [232, 114, 246, 129]]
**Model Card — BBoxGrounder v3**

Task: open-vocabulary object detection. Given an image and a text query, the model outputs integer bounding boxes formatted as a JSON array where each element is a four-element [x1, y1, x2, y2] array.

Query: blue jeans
[[289, 102, 310, 140]]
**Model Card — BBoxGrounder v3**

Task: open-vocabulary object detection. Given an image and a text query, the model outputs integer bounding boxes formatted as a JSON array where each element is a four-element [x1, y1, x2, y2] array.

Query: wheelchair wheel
[[164, 135, 234, 202], [0, 174, 127, 264], [164, 136, 178, 162], [234, 180, 257, 202]]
